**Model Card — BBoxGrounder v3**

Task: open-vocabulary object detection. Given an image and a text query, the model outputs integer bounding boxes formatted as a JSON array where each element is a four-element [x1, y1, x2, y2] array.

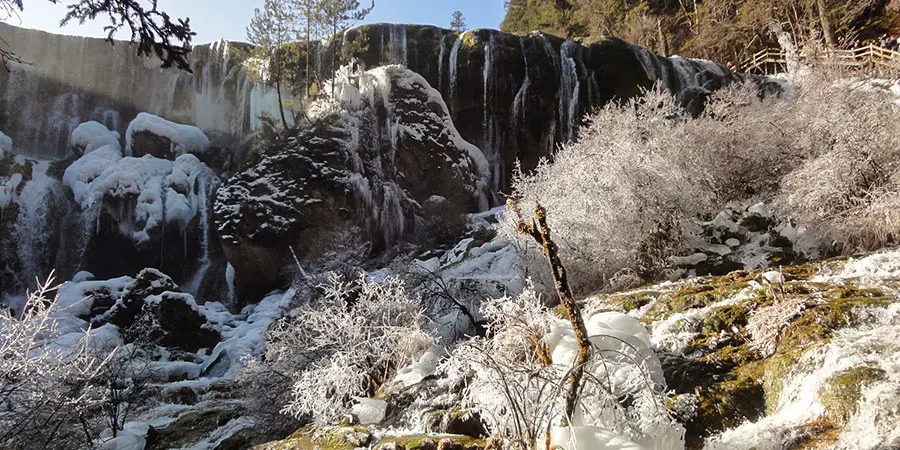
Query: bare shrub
[[442, 283, 681, 449], [241, 273, 432, 426], [507, 75, 900, 293], [0, 277, 112, 449]]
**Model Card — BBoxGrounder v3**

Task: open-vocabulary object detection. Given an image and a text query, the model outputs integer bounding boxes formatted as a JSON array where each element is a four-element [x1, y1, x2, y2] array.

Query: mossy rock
[[818, 366, 886, 425], [777, 293, 892, 350], [701, 304, 751, 335], [642, 279, 750, 323], [688, 373, 765, 449], [375, 434, 486, 450], [609, 290, 661, 312], [783, 417, 841, 450], [254, 426, 372, 450]]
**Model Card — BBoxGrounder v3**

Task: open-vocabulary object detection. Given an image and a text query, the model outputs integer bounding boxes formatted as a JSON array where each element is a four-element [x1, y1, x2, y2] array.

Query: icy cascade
[[312, 64, 491, 228], [0, 23, 277, 158], [56, 118, 218, 284], [448, 30, 467, 112], [13, 161, 69, 289], [511, 37, 530, 139], [386, 23, 408, 66], [559, 40, 582, 142], [482, 32, 502, 192], [215, 65, 491, 302]]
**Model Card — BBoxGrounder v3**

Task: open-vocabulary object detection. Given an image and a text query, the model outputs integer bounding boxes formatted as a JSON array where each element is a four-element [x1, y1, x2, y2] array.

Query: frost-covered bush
[[241, 273, 432, 425], [443, 283, 682, 450], [0, 278, 112, 449], [508, 76, 900, 293]]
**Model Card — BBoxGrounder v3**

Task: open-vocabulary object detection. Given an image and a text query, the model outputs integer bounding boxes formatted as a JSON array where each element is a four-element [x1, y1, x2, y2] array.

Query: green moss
[[375, 434, 486, 450], [608, 290, 660, 312], [642, 279, 750, 323], [690, 373, 765, 445], [461, 32, 480, 47], [784, 418, 841, 450], [781, 264, 818, 281], [701, 304, 751, 335], [778, 294, 892, 350], [818, 366, 886, 425], [259, 426, 372, 450]]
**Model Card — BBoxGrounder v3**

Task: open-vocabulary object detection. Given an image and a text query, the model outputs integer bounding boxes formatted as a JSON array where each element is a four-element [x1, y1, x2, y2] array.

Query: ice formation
[[125, 113, 211, 157], [69, 121, 121, 155], [0, 131, 11, 156]]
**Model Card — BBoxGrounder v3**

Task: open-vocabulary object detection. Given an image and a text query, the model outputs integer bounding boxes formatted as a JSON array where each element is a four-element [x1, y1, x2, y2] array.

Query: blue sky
[[11, 0, 507, 44]]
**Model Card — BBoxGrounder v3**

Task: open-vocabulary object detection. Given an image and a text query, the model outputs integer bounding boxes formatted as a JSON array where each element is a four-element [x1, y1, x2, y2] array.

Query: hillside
[[501, 0, 900, 65]]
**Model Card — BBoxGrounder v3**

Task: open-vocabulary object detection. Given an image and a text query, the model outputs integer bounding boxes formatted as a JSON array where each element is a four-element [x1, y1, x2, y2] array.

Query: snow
[[125, 112, 211, 157], [201, 289, 295, 378], [545, 311, 665, 396], [351, 397, 388, 425], [543, 425, 647, 450], [63, 146, 213, 244], [0, 130, 11, 157], [100, 422, 149, 450], [70, 121, 121, 154], [63, 144, 124, 207], [56, 275, 133, 317], [0, 172, 23, 209], [391, 344, 443, 390]]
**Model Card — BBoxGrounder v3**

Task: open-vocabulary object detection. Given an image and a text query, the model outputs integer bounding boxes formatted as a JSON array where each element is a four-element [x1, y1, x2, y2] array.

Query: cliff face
[[0, 22, 741, 191], [0, 22, 276, 159], [0, 21, 749, 302]]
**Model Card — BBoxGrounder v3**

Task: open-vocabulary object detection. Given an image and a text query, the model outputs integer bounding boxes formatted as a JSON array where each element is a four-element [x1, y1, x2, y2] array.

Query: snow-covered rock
[[62, 137, 216, 283], [214, 65, 490, 303], [0, 131, 11, 157], [69, 121, 121, 156], [125, 113, 211, 159]]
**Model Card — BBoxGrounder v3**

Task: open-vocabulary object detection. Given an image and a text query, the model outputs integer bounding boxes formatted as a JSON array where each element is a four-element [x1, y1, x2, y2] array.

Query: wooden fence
[[737, 44, 900, 76]]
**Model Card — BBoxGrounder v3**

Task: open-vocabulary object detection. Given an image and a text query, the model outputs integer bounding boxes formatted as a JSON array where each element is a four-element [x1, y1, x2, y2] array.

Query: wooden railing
[[738, 44, 900, 75]]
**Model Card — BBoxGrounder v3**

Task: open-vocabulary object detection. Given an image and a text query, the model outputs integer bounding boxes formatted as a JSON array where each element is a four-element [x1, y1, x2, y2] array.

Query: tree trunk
[[276, 78, 289, 130], [331, 20, 338, 98], [509, 201, 591, 431], [816, 0, 837, 48], [657, 18, 669, 56], [305, 19, 310, 98]]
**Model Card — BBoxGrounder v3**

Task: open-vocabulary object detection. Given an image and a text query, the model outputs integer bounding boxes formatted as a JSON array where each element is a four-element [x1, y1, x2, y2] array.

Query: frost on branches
[[442, 283, 684, 450], [241, 273, 432, 425], [0, 277, 114, 449], [507, 76, 900, 295]]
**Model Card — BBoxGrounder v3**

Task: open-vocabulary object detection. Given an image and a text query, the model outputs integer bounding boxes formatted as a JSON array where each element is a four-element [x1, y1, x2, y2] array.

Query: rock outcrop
[[214, 66, 489, 303]]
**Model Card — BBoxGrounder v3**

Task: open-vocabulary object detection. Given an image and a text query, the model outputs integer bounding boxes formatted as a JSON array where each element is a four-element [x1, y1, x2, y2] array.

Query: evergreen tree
[[293, 0, 326, 97], [450, 10, 467, 31], [246, 0, 296, 129], [319, 0, 375, 96]]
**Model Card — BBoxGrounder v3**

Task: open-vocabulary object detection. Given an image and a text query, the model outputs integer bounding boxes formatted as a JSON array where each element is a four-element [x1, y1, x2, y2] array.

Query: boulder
[[144, 292, 220, 352], [104, 268, 179, 328], [161, 385, 199, 405], [214, 67, 490, 304], [126, 113, 211, 159]]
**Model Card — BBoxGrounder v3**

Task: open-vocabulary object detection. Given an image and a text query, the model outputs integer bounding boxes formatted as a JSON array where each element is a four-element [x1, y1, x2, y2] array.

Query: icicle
[[483, 32, 493, 152], [389, 24, 408, 66], [512, 37, 530, 132], [560, 40, 581, 143], [448, 31, 466, 113], [438, 34, 448, 94]]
